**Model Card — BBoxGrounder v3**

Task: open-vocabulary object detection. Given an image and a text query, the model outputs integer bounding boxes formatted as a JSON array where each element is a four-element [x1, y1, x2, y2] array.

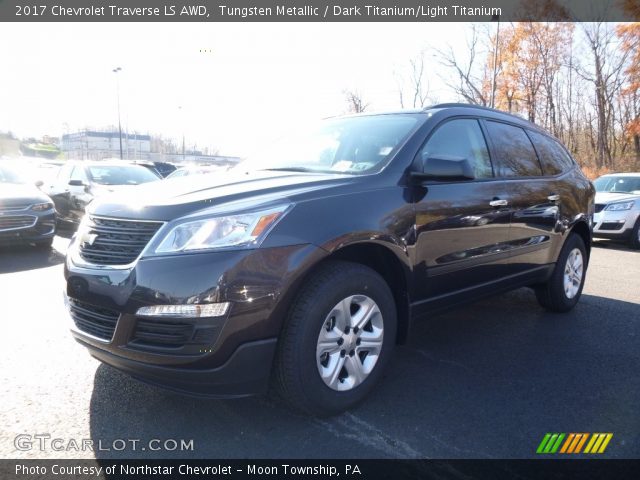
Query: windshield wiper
[[262, 167, 319, 173]]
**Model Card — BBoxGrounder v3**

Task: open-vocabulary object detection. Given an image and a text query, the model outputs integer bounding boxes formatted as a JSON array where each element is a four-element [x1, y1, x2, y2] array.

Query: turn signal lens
[[31, 202, 54, 211], [136, 303, 230, 318]]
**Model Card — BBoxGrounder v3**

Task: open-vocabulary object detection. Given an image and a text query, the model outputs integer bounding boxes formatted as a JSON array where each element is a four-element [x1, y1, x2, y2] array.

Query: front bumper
[[64, 239, 326, 397], [592, 209, 639, 240], [0, 210, 56, 245]]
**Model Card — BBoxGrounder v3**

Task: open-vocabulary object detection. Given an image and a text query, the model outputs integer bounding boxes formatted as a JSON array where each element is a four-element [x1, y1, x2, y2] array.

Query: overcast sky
[[0, 23, 470, 156]]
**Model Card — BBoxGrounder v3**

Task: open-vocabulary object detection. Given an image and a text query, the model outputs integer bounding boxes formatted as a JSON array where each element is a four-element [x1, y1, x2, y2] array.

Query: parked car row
[[0, 163, 56, 248], [0, 158, 244, 248], [592, 173, 640, 249]]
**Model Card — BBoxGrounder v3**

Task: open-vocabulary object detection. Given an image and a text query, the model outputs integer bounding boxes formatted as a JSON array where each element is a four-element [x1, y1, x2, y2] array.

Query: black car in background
[[48, 160, 161, 226], [64, 104, 594, 416], [0, 163, 56, 248], [133, 160, 178, 178]]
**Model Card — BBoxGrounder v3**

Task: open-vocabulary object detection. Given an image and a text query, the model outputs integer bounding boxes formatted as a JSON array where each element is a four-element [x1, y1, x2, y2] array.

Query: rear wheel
[[535, 233, 587, 312], [273, 261, 396, 416]]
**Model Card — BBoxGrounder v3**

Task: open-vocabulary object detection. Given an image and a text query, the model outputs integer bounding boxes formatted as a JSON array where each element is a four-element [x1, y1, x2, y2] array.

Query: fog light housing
[[136, 303, 230, 318]]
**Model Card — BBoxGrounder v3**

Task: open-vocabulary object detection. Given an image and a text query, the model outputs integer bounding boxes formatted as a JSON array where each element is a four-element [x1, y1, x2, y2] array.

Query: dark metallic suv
[[64, 104, 594, 416]]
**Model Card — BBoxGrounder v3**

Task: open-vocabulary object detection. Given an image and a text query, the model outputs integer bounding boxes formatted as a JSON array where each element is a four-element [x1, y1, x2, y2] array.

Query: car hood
[[0, 182, 51, 208], [595, 192, 640, 204], [88, 170, 357, 221]]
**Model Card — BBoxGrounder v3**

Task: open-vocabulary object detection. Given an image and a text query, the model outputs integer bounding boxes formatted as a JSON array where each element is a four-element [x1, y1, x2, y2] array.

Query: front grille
[[0, 215, 36, 231], [131, 318, 195, 348], [78, 216, 163, 266], [0, 204, 30, 213], [69, 298, 119, 341], [594, 204, 605, 213]]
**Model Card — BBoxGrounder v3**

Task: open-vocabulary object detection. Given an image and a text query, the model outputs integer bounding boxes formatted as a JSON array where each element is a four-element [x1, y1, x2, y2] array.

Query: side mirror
[[411, 155, 475, 181], [68, 179, 85, 187], [34, 180, 44, 188]]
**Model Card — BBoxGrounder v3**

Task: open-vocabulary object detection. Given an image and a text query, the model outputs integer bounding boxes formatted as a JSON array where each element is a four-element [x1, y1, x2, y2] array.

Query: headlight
[[153, 205, 290, 254], [31, 202, 54, 211], [604, 201, 634, 211]]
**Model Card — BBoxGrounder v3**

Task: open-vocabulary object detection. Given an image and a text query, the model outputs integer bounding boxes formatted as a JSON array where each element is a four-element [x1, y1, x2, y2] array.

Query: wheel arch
[[570, 220, 592, 259], [313, 241, 412, 344]]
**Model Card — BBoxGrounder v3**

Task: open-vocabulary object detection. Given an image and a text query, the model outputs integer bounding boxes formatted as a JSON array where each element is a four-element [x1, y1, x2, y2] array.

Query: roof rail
[[425, 102, 504, 113], [424, 102, 539, 127]]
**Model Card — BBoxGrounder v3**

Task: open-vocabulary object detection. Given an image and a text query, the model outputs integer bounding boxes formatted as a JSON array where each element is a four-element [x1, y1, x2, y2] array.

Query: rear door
[[412, 118, 512, 300], [483, 120, 561, 273]]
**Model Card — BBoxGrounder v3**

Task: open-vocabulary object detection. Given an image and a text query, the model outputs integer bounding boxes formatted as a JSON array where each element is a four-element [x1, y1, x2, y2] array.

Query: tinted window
[[0, 164, 27, 183], [238, 114, 419, 175], [594, 175, 640, 193], [419, 119, 493, 178], [528, 131, 574, 175], [70, 166, 88, 183], [87, 165, 160, 185], [485, 121, 542, 177], [57, 163, 74, 182]]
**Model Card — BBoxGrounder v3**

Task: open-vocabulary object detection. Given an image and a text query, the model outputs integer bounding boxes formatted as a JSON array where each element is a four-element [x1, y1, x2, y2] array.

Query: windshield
[[0, 164, 28, 184], [237, 114, 420, 175], [594, 176, 640, 194], [88, 165, 160, 185]]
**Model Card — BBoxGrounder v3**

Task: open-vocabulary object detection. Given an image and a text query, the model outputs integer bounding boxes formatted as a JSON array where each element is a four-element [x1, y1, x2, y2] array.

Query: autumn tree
[[395, 50, 434, 109], [435, 24, 491, 106], [617, 22, 640, 161], [343, 89, 369, 114]]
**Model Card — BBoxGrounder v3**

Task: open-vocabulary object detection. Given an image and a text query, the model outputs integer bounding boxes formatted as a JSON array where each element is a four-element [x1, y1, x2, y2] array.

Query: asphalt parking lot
[[1, 235, 638, 459]]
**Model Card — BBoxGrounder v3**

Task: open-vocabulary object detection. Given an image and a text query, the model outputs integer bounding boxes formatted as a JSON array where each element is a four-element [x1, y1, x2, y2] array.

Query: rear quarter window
[[485, 121, 543, 177], [528, 130, 574, 175]]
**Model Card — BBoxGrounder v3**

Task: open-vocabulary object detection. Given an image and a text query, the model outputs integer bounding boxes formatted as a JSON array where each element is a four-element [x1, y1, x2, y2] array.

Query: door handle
[[548, 194, 560, 202], [489, 199, 508, 207]]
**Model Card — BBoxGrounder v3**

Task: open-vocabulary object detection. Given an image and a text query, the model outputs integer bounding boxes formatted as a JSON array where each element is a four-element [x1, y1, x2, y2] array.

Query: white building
[[62, 131, 151, 160]]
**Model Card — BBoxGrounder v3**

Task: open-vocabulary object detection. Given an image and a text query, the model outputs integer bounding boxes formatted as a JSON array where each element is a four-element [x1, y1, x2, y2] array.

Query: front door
[[412, 118, 511, 302]]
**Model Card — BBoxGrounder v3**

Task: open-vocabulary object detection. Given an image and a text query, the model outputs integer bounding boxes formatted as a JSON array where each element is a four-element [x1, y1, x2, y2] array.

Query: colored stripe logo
[[537, 433, 613, 454]]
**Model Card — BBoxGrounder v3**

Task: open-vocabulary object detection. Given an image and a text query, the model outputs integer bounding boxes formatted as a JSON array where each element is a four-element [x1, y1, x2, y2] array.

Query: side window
[[419, 119, 493, 179], [70, 166, 88, 183], [528, 130, 574, 175], [57, 163, 74, 183], [485, 121, 543, 177]]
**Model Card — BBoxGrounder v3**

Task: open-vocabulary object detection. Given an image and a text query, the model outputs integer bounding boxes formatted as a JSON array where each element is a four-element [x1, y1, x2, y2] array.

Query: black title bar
[[3, 459, 640, 480], [0, 0, 638, 22]]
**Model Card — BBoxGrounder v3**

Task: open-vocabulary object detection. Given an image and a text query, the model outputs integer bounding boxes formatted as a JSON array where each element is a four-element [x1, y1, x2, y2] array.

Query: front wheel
[[629, 218, 640, 250], [535, 233, 587, 312], [273, 261, 397, 416]]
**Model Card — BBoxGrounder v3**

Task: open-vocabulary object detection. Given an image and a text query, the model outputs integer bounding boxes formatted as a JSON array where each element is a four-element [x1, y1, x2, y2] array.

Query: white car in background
[[593, 173, 640, 249]]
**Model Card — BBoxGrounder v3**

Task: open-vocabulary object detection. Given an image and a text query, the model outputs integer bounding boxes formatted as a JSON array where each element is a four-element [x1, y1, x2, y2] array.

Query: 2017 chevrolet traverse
[[64, 104, 595, 416]]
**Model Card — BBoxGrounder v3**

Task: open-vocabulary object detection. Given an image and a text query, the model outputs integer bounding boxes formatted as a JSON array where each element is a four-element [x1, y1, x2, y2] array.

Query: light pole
[[490, 14, 500, 109], [178, 105, 185, 162], [112, 67, 123, 160]]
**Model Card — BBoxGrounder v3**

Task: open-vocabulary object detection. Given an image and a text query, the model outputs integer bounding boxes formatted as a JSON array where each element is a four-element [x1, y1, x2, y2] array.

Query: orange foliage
[[616, 23, 640, 137], [488, 22, 573, 119], [619, 0, 640, 20], [581, 165, 611, 181]]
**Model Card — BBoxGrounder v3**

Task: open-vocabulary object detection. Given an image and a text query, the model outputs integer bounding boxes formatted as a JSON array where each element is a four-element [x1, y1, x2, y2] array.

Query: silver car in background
[[593, 173, 640, 249]]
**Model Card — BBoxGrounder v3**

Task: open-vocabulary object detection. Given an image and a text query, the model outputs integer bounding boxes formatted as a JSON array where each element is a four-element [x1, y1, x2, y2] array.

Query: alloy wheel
[[563, 248, 583, 299], [315, 295, 384, 391]]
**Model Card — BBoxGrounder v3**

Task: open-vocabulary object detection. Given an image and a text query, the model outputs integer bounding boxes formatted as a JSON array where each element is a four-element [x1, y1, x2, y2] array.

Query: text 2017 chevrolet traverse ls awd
[[64, 104, 594, 416]]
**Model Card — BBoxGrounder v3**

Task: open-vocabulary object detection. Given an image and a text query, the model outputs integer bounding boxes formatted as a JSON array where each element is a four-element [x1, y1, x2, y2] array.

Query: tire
[[273, 260, 397, 417], [33, 238, 54, 250], [535, 233, 587, 313], [629, 218, 640, 250]]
